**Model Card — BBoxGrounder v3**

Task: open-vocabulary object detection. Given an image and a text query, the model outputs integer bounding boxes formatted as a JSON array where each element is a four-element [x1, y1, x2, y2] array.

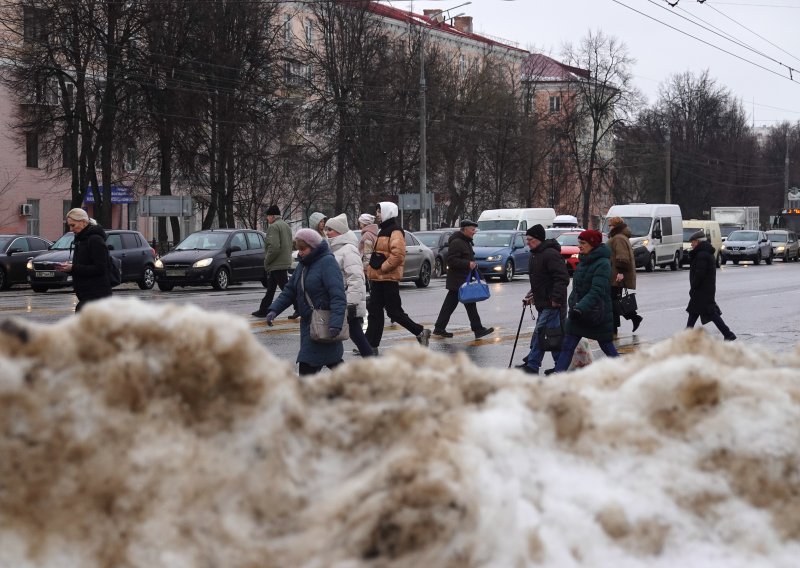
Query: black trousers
[[366, 280, 423, 348], [686, 311, 733, 338], [434, 290, 483, 331], [258, 269, 290, 313], [611, 286, 638, 329], [299, 360, 343, 376]]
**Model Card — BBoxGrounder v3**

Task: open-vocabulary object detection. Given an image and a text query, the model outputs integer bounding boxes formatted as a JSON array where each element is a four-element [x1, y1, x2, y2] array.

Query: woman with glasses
[[56, 208, 112, 312], [552, 229, 619, 373]]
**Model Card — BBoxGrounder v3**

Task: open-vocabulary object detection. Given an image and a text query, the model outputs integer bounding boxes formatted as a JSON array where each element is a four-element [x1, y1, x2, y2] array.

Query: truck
[[710, 207, 759, 241]]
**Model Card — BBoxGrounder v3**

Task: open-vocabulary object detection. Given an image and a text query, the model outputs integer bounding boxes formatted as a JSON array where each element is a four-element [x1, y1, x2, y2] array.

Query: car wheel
[[501, 260, 514, 282], [212, 267, 230, 290], [715, 253, 721, 268], [0, 268, 7, 290], [765, 252, 773, 265], [31, 285, 48, 293], [138, 265, 156, 290], [669, 252, 679, 271], [414, 261, 431, 288], [157, 282, 174, 292], [754, 251, 761, 265], [645, 253, 655, 273], [433, 257, 444, 279]]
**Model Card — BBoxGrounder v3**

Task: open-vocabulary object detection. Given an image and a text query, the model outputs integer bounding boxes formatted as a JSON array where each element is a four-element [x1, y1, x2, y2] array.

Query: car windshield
[[683, 228, 702, 241], [556, 234, 580, 246], [478, 220, 518, 231], [720, 226, 738, 238], [727, 231, 758, 242], [473, 232, 513, 247], [414, 233, 441, 248], [50, 233, 75, 250], [0, 237, 12, 249], [175, 232, 229, 250], [767, 232, 787, 242]]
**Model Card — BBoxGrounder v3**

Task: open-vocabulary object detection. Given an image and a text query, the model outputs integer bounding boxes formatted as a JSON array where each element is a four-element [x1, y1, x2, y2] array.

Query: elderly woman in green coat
[[552, 230, 619, 373]]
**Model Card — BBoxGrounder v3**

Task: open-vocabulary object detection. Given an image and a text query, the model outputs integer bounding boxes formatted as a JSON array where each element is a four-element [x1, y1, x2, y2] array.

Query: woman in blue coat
[[267, 228, 347, 375], [552, 230, 619, 373]]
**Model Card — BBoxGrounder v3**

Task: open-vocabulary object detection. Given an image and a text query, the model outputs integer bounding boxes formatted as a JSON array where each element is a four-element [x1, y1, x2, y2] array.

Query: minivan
[[681, 220, 723, 268], [477, 208, 556, 232], [602, 204, 683, 271]]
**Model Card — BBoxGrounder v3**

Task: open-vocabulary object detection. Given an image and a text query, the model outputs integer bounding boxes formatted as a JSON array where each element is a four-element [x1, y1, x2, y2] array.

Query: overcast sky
[[388, 0, 800, 127]]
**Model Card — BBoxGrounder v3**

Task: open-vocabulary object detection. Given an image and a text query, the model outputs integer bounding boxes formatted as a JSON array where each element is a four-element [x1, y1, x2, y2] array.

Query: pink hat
[[578, 230, 603, 248], [295, 228, 324, 248]]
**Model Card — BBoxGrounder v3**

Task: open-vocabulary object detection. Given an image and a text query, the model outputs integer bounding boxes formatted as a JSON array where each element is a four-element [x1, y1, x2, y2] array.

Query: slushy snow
[[1, 298, 799, 567]]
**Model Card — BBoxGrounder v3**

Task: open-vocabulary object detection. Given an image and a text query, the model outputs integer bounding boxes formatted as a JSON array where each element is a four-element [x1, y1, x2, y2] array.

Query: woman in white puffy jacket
[[324, 214, 374, 357]]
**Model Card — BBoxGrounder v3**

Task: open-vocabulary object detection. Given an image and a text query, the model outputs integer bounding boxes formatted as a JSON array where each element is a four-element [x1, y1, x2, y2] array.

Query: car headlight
[[777, 245, 785, 252], [747, 244, 756, 249], [193, 258, 213, 268], [570, 253, 579, 259], [26, 259, 33, 270], [154, 259, 163, 268], [640, 239, 649, 248], [485, 255, 501, 261]]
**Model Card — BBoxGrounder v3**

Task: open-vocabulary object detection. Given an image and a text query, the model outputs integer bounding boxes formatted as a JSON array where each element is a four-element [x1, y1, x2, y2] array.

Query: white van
[[681, 220, 722, 268], [477, 208, 556, 232], [602, 204, 683, 271]]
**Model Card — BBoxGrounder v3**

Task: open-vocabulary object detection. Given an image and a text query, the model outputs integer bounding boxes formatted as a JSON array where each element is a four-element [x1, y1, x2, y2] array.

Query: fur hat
[[578, 229, 603, 248], [608, 216, 625, 227], [460, 219, 478, 228], [526, 224, 546, 241], [295, 228, 324, 249], [689, 230, 706, 241], [324, 213, 350, 235], [266, 205, 281, 216], [358, 213, 375, 226]]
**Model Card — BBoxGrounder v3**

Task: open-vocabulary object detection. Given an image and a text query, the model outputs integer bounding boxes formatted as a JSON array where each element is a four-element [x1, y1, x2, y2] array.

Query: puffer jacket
[[329, 231, 368, 318], [269, 240, 346, 367], [70, 223, 112, 302], [566, 243, 614, 342], [366, 203, 405, 282], [607, 224, 637, 289], [528, 239, 570, 310]]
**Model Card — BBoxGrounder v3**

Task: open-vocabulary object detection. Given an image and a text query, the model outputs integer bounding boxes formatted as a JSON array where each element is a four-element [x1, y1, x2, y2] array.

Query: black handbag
[[369, 252, 387, 270], [538, 313, 564, 352], [618, 287, 638, 318]]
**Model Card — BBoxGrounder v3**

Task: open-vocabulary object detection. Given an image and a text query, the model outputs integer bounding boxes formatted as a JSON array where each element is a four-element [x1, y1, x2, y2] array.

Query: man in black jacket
[[686, 230, 736, 340], [518, 224, 570, 374], [432, 219, 494, 340]]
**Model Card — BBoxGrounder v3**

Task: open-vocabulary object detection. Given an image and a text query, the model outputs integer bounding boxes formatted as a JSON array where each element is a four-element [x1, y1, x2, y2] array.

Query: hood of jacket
[[309, 212, 326, 230], [378, 202, 398, 222], [76, 223, 107, 243], [328, 230, 359, 251], [581, 242, 611, 264], [532, 238, 562, 255]]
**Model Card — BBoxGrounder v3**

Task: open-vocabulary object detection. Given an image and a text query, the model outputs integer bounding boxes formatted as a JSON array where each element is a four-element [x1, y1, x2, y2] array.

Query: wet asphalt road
[[4, 259, 800, 371]]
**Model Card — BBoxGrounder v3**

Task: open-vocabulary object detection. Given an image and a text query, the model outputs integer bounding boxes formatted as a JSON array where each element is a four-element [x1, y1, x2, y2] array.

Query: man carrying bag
[[432, 219, 494, 340], [517, 224, 570, 375]]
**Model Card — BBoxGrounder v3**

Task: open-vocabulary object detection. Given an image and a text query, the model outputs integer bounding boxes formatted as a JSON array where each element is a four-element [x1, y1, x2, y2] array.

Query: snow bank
[[1, 298, 799, 567]]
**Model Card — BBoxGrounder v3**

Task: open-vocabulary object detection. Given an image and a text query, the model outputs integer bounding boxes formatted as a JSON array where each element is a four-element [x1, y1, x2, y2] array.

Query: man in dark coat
[[432, 220, 494, 339], [686, 230, 736, 340], [518, 224, 570, 374]]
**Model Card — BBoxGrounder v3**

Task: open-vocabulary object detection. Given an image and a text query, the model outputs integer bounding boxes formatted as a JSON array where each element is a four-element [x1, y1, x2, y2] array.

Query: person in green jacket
[[253, 205, 295, 317], [552, 230, 619, 373]]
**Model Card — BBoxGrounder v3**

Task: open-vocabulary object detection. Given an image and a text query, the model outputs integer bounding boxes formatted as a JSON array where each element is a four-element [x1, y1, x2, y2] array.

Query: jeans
[[366, 281, 424, 348], [258, 269, 289, 314], [524, 307, 562, 372], [553, 334, 619, 372], [434, 290, 484, 331], [686, 312, 733, 338], [349, 315, 374, 357]]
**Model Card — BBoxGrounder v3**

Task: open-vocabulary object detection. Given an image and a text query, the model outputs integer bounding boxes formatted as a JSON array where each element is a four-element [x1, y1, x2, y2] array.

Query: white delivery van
[[680, 220, 722, 268], [601, 203, 683, 271], [477, 208, 556, 232]]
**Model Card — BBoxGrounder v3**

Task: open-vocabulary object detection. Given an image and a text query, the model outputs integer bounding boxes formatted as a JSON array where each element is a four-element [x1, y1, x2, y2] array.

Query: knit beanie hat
[[358, 213, 375, 226], [526, 224, 546, 241], [295, 228, 324, 249], [266, 204, 281, 216], [578, 229, 603, 248], [325, 213, 350, 235]]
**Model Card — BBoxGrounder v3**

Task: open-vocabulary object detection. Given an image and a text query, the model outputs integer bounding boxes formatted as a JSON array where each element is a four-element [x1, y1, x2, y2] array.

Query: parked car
[[413, 229, 457, 278], [154, 229, 267, 291], [766, 230, 799, 262], [0, 234, 52, 290], [555, 231, 608, 275], [720, 230, 773, 265], [401, 232, 434, 287], [472, 230, 529, 282], [27, 230, 156, 292]]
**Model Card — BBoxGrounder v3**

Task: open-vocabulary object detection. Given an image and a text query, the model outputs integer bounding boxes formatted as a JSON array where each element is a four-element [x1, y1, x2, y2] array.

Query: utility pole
[[419, 29, 428, 231], [665, 132, 671, 204], [785, 130, 790, 210]]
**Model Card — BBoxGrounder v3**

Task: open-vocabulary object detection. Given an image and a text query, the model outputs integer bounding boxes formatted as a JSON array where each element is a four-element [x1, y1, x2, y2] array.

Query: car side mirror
[[107, 244, 115, 251], [7, 248, 22, 255], [652, 230, 662, 240], [227, 246, 241, 255]]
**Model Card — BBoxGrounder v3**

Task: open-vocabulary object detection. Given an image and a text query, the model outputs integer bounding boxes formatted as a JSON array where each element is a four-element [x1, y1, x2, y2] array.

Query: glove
[[265, 311, 277, 326], [568, 308, 583, 322], [328, 327, 341, 338]]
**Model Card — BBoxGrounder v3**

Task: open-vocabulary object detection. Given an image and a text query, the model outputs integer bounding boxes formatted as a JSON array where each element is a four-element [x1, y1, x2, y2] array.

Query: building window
[[549, 96, 561, 113], [284, 14, 292, 42], [62, 200, 71, 233], [26, 133, 39, 168], [26, 199, 40, 236], [305, 20, 313, 45], [459, 54, 466, 77], [23, 6, 46, 44], [128, 202, 138, 231], [124, 146, 138, 171]]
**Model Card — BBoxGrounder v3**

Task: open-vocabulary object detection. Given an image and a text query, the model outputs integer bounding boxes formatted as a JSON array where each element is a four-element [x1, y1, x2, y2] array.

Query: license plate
[[36, 271, 55, 277], [166, 269, 185, 277]]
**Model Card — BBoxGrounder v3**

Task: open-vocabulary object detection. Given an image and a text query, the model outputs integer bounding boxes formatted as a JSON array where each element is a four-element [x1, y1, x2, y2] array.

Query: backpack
[[108, 254, 122, 287]]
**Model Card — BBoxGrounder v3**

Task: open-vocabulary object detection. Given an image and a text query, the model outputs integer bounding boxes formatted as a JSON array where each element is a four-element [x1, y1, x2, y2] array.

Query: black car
[[154, 229, 267, 291], [0, 234, 53, 289], [27, 230, 157, 292], [413, 229, 457, 278]]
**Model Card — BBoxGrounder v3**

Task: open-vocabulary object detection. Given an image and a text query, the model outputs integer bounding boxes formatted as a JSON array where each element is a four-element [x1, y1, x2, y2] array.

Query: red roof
[[522, 53, 589, 82]]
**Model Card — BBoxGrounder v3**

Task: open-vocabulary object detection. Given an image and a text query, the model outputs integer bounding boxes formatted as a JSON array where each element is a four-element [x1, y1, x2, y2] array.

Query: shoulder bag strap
[[300, 268, 314, 308]]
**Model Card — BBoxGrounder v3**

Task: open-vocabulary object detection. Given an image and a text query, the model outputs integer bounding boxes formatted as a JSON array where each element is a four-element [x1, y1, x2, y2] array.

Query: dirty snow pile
[[1, 298, 800, 568]]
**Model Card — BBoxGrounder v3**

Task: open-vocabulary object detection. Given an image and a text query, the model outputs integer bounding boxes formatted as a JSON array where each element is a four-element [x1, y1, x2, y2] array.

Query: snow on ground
[[1, 298, 799, 568]]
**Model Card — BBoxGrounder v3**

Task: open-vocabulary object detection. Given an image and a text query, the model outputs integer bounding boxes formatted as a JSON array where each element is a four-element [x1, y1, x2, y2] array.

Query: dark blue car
[[472, 230, 529, 282]]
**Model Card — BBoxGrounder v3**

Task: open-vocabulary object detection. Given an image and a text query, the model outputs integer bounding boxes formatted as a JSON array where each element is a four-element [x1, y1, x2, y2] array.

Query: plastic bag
[[569, 338, 594, 370]]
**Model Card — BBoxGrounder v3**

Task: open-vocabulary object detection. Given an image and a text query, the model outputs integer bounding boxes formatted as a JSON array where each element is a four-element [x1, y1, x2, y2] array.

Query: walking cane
[[508, 303, 528, 368]]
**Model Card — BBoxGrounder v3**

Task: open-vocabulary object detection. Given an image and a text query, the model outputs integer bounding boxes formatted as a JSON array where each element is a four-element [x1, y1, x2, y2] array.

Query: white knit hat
[[324, 213, 350, 235]]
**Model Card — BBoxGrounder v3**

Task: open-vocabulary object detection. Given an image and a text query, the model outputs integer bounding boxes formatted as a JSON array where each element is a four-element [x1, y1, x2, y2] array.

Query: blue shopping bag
[[458, 269, 490, 303]]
